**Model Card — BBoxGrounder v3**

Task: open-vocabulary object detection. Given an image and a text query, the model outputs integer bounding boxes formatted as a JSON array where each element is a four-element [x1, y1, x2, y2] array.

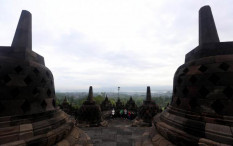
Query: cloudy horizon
[[0, 0, 233, 92]]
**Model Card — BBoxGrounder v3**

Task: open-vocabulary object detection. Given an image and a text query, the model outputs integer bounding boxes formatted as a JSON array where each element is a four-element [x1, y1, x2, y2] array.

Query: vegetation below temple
[[55, 92, 172, 110]]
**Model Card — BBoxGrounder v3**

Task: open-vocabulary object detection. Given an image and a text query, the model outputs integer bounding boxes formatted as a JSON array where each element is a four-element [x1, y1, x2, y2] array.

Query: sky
[[0, 0, 233, 92]]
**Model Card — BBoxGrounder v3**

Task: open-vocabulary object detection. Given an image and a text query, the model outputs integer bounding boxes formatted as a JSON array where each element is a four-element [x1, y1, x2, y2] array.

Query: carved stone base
[[0, 109, 89, 145]]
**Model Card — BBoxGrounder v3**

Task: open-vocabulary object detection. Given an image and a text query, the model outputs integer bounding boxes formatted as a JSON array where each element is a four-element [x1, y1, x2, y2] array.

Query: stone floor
[[81, 118, 155, 146]]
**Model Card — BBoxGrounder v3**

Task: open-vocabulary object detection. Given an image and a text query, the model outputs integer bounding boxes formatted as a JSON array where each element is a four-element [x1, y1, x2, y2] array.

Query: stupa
[[61, 96, 71, 114], [78, 86, 102, 126], [154, 6, 233, 145], [138, 86, 159, 124], [115, 98, 124, 110], [125, 96, 137, 111], [0, 10, 90, 145], [100, 95, 112, 111]]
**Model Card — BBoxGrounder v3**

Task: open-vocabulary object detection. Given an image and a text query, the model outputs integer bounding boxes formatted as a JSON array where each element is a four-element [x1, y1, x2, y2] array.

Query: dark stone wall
[[172, 54, 233, 116], [0, 57, 56, 116]]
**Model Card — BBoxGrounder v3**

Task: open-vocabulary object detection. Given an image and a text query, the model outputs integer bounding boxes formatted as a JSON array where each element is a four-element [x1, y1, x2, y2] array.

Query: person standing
[[124, 109, 127, 119], [128, 111, 131, 120], [120, 109, 123, 118], [111, 108, 115, 119]]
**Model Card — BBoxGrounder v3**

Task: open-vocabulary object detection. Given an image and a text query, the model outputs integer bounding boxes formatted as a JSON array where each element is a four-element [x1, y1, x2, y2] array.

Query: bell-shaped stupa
[[0, 10, 89, 145], [155, 6, 233, 145], [125, 96, 137, 111], [100, 95, 112, 111], [138, 86, 159, 124], [78, 86, 102, 126]]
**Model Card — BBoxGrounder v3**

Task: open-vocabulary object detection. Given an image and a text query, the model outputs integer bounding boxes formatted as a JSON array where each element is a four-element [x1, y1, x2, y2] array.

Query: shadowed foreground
[[81, 118, 155, 146]]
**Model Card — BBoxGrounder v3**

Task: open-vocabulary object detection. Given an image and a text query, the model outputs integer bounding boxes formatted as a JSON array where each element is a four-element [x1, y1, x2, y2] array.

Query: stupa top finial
[[199, 5, 220, 45]]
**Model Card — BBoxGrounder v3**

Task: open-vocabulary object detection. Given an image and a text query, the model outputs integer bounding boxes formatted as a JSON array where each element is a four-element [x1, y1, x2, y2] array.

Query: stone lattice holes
[[0, 10, 89, 145], [155, 6, 233, 145]]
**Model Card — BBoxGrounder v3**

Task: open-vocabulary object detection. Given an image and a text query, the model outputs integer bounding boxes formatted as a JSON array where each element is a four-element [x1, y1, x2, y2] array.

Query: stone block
[[19, 131, 33, 140], [69, 127, 81, 139], [20, 123, 33, 132], [0, 125, 19, 136], [56, 139, 70, 146], [205, 123, 232, 136], [205, 123, 233, 144], [0, 134, 19, 144], [1, 140, 26, 146]]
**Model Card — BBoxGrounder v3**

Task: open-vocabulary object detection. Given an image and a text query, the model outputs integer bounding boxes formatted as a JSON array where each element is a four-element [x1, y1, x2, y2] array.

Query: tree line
[[56, 92, 171, 110]]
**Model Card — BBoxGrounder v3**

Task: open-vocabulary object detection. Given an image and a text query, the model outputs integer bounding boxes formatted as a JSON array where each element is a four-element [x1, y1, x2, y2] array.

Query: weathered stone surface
[[0, 10, 87, 146], [155, 5, 233, 145], [115, 98, 123, 110], [61, 97, 71, 113], [100, 95, 112, 111], [199, 6, 219, 45], [11, 10, 32, 51], [132, 118, 151, 127], [125, 96, 137, 111], [81, 118, 154, 146], [77, 86, 103, 126], [20, 124, 33, 132], [198, 138, 232, 146], [137, 86, 160, 124]]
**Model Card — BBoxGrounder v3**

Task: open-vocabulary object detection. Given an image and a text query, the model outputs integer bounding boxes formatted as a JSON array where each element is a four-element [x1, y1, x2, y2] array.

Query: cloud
[[0, 0, 233, 91]]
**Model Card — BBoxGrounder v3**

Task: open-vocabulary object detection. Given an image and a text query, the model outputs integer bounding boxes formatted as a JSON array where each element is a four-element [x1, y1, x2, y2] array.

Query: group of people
[[111, 108, 136, 120]]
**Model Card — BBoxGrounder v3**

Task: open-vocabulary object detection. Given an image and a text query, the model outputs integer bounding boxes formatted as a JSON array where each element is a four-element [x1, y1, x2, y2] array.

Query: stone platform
[[81, 118, 155, 146]]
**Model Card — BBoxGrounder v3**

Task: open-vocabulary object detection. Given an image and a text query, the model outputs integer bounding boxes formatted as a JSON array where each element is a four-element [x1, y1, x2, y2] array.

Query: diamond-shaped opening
[[223, 86, 233, 98], [182, 87, 189, 96], [178, 77, 182, 84], [208, 74, 220, 85], [176, 98, 181, 106], [33, 88, 39, 95], [47, 89, 51, 97], [11, 88, 20, 97], [183, 68, 189, 74], [33, 68, 40, 75], [189, 75, 197, 84], [219, 62, 230, 71], [198, 65, 208, 73], [3, 75, 11, 84], [41, 100, 47, 109], [24, 76, 32, 85], [211, 100, 224, 114], [199, 87, 209, 98], [52, 99, 56, 107], [189, 98, 198, 109], [46, 71, 50, 78], [41, 78, 46, 87], [14, 66, 23, 74], [21, 99, 30, 112]]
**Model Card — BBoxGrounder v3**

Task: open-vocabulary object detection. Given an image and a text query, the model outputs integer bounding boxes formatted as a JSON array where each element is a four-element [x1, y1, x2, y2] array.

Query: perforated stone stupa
[[61, 97, 70, 113], [138, 86, 159, 124], [0, 10, 89, 146], [115, 97, 124, 110], [100, 95, 112, 111], [154, 6, 233, 145], [78, 86, 103, 126], [125, 96, 137, 112]]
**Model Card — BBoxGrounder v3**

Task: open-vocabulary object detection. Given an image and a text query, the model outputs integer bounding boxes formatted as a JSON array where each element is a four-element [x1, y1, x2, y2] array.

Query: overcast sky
[[0, 0, 233, 92]]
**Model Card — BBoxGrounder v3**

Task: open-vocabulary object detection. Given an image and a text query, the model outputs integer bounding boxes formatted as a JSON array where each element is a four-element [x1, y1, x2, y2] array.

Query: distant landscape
[[55, 91, 172, 110]]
